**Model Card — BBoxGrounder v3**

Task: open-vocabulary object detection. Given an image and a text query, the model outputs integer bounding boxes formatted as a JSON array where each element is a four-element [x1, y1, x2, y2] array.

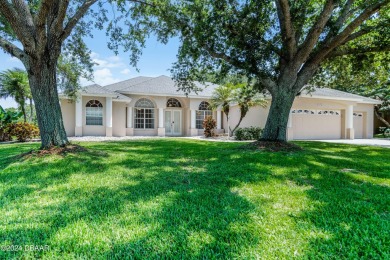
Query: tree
[[210, 82, 267, 136], [209, 85, 233, 136], [0, 68, 31, 122], [230, 84, 268, 136], [313, 52, 390, 128], [141, 0, 390, 142], [0, 0, 153, 148]]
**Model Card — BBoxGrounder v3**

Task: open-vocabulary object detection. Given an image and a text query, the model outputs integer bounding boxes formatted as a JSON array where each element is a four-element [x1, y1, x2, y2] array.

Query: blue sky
[[0, 25, 180, 108]]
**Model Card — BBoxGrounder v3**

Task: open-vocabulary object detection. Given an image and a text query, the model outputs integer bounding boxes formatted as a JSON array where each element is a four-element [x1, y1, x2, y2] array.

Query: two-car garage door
[[292, 109, 341, 140]]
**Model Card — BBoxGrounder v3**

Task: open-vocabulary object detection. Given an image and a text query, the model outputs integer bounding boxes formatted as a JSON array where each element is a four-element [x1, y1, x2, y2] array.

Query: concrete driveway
[[312, 139, 390, 148]]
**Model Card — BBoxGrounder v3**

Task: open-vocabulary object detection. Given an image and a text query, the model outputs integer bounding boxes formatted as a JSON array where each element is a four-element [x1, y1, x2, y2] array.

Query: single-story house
[[59, 75, 381, 140]]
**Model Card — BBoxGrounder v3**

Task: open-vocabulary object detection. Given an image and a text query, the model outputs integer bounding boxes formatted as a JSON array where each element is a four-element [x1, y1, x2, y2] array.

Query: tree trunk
[[21, 105, 27, 122], [26, 56, 69, 149], [29, 98, 33, 122], [374, 106, 390, 128], [230, 110, 247, 136], [261, 89, 296, 142]]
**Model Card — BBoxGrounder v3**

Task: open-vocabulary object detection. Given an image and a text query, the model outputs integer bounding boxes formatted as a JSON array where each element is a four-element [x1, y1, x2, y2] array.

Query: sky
[[0, 21, 181, 108]]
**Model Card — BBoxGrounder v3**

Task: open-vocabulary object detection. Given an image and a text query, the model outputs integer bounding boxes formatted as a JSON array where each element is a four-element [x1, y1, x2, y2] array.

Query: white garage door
[[353, 112, 364, 139], [292, 109, 341, 140]]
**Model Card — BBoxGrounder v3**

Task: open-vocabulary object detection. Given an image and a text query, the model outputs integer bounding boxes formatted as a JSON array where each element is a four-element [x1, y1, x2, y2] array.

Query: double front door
[[165, 110, 182, 136]]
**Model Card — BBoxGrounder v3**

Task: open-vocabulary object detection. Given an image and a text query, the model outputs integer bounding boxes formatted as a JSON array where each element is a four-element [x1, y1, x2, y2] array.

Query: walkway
[[312, 139, 390, 148]]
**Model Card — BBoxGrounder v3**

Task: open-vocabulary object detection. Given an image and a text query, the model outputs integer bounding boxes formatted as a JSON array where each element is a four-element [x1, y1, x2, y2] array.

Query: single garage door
[[353, 112, 364, 139], [292, 109, 341, 140]]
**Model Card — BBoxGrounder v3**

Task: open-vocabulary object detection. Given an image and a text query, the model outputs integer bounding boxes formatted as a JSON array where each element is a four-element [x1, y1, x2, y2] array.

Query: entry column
[[346, 104, 354, 139], [190, 109, 198, 136], [158, 107, 165, 136], [106, 97, 113, 137], [126, 106, 134, 136], [75, 95, 83, 136]]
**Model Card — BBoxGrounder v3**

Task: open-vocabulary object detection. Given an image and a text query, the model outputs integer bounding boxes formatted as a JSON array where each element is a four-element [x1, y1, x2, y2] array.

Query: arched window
[[167, 98, 181, 108], [86, 100, 103, 125], [134, 98, 155, 129], [198, 101, 210, 110], [196, 101, 212, 129]]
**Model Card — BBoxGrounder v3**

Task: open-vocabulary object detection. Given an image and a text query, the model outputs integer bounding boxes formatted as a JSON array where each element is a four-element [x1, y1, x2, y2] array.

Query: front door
[[165, 110, 182, 136]]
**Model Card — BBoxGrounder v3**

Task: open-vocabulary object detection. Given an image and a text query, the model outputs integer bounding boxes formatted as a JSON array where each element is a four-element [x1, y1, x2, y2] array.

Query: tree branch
[[295, 0, 336, 63], [0, 0, 35, 50], [55, 0, 70, 34], [34, 0, 55, 26], [204, 46, 247, 70], [0, 36, 25, 60], [323, 0, 355, 43], [12, 0, 35, 28], [275, 0, 296, 60], [310, 0, 388, 63], [202, 44, 277, 91], [326, 45, 390, 58], [334, 0, 355, 31], [375, 106, 390, 128], [340, 26, 377, 44], [60, 0, 98, 41]]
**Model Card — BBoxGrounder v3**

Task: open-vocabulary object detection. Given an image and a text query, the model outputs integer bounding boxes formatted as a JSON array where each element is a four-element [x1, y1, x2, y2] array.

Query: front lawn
[[0, 140, 389, 259]]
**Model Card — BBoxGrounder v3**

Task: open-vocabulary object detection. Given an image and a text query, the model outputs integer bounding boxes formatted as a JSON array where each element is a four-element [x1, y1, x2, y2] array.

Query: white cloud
[[91, 52, 125, 69], [80, 52, 133, 86], [93, 68, 121, 85], [120, 69, 131, 75]]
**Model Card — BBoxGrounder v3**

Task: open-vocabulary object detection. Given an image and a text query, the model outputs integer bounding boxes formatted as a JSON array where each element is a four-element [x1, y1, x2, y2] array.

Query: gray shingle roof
[[81, 84, 131, 101], [301, 87, 381, 104], [107, 75, 219, 97], [104, 76, 153, 91], [79, 77, 380, 104]]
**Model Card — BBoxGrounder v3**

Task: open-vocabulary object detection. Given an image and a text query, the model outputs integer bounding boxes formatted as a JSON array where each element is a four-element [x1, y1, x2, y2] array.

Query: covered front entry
[[292, 109, 342, 140], [165, 110, 182, 136]]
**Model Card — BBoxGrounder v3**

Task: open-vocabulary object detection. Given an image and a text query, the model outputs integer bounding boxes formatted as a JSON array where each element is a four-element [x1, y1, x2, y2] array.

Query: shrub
[[235, 126, 263, 140], [0, 105, 23, 141], [203, 116, 216, 137], [0, 127, 11, 142], [6, 122, 40, 142], [378, 127, 390, 137]]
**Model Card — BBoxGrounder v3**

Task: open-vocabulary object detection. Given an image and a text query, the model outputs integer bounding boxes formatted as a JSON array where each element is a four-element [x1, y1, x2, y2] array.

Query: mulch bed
[[242, 140, 303, 152], [19, 144, 88, 158]]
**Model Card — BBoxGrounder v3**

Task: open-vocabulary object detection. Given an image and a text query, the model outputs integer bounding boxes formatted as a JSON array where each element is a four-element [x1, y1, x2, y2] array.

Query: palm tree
[[210, 82, 268, 137], [210, 84, 234, 136], [230, 85, 268, 136], [0, 68, 32, 122]]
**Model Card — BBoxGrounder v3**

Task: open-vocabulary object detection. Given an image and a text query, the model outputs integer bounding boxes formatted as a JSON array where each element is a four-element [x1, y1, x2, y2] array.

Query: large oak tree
[[142, 0, 390, 141], [0, 0, 152, 148]]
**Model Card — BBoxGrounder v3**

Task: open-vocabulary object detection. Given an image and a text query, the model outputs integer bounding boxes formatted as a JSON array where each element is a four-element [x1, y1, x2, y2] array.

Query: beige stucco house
[[59, 75, 381, 140]]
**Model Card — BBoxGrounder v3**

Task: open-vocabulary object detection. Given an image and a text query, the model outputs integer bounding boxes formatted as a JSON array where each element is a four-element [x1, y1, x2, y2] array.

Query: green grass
[[0, 139, 389, 259]]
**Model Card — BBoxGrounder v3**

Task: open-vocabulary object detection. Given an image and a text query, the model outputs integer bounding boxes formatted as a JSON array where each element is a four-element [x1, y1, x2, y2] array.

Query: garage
[[353, 112, 364, 138], [292, 109, 342, 140]]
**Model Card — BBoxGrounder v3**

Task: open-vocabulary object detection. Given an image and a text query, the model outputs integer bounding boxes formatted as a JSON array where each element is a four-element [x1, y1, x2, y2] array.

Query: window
[[134, 98, 155, 129], [292, 109, 340, 116], [86, 100, 103, 125], [167, 98, 181, 108], [196, 101, 212, 129]]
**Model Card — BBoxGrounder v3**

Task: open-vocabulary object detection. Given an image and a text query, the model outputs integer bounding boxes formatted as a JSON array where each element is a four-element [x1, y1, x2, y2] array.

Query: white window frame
[[134, 98, 155, 129], [196, 101, 212, 129], [86, 100, 103, 126]]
